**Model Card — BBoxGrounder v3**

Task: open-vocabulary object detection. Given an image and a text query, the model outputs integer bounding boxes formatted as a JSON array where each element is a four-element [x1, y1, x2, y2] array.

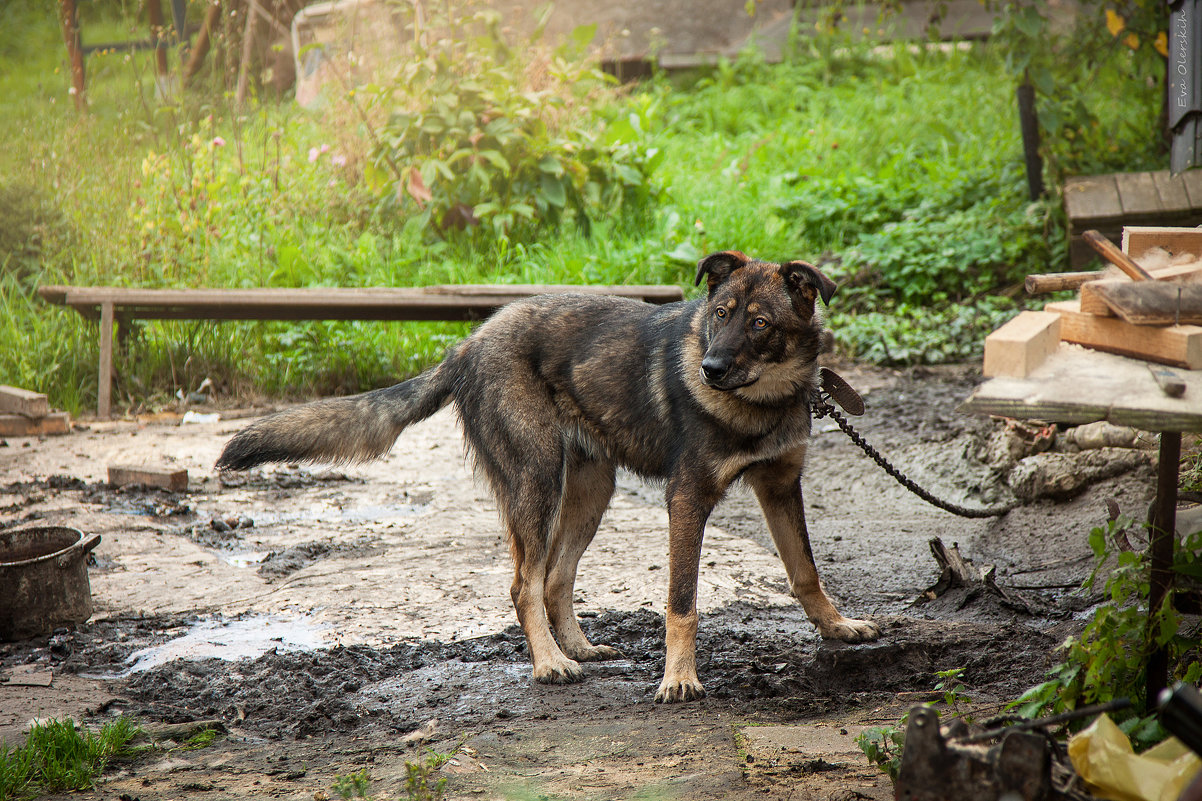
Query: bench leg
[[98, 301, 113, 419]]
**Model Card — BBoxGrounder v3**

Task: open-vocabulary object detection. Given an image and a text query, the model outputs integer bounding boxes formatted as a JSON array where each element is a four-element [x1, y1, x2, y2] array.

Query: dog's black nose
[[700, 357, 729, 383]]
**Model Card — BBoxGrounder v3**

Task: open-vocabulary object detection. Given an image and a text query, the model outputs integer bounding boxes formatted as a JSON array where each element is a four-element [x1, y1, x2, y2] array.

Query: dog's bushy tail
[[215, 353, 459, 471]]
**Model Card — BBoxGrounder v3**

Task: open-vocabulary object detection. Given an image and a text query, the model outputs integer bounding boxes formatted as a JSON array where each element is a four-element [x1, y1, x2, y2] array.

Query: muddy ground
[[0, 362, 1161, 800]]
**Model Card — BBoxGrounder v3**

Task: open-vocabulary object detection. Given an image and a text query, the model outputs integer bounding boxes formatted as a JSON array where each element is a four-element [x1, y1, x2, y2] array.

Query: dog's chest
[[709, 408, 811, 485]]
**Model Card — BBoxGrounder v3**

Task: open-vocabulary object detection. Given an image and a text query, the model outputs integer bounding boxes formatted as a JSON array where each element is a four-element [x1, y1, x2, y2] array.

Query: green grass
[[0, 2, 1164, 414], [0, 717, 141, 800]]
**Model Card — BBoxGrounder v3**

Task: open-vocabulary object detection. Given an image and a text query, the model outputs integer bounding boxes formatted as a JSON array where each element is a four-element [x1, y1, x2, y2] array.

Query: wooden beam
[[1045, 299, 1202, 369], [0, 386, 50, 418], [983, 311, 1061, 378], [1124, 226, 1202, 259], [0, 412, 71, 437], [37, 284, 685, 322], [98, 301, 113, 419]]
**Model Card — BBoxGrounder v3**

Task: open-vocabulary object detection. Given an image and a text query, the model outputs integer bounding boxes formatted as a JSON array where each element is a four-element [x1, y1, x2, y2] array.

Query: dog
[[216, 251, 881, 702]]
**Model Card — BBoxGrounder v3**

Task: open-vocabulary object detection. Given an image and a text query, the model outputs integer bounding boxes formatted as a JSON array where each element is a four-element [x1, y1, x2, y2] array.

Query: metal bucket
[[0, 526, 101, 641]]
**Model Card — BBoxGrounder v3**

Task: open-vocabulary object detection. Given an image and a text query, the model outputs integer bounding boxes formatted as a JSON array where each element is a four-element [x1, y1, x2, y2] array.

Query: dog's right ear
[[694, 251, 750, 294]]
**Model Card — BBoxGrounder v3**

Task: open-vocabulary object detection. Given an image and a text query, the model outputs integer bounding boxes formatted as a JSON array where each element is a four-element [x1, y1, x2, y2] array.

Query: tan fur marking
[[655, 609, 704, 702]]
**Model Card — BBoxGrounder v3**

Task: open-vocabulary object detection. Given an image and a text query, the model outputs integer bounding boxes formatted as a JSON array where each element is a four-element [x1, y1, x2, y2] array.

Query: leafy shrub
[[833, 297, 1021, 366], [361, 3, 662, 240], [1009, 515, 1202, 746]]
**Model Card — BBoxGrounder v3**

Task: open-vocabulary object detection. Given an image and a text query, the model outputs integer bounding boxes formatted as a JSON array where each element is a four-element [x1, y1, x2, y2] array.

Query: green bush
[[362, 3, 662, 240]]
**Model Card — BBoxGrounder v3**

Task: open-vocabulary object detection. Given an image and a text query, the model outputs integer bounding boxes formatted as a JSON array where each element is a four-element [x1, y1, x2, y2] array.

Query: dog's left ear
[[780, 260, 837, 307], [695, 251, 750, 294]]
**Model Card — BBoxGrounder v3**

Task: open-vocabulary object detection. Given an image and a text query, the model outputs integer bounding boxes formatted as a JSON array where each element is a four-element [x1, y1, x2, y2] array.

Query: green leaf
[[476, 150, 511, 175], [539, 173, 566, 207], [537, 155, 564, 176]]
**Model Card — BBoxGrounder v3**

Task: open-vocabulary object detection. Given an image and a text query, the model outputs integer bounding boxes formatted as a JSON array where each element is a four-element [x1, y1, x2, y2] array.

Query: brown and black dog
[[216, 251, 881, 702]]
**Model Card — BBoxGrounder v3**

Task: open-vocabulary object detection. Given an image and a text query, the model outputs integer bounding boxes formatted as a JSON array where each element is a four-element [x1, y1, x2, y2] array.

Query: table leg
[[1147, 430, 1182, 707], [98, 302, 114, 420]]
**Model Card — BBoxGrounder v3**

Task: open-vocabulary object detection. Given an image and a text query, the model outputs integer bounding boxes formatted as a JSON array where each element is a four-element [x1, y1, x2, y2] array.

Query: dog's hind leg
[[491, 436, 590, 686], [745, 460, 880, 644], [544, 455, 623, 662]]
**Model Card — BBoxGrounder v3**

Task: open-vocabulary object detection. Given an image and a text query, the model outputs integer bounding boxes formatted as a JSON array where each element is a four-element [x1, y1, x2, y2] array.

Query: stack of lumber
[[985, 226, 1202, 378], [0, 386, 71, 436]]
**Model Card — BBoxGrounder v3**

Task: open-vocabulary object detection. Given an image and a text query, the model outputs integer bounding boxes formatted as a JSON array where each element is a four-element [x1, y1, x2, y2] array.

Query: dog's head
[[692, 251, 836, 400]]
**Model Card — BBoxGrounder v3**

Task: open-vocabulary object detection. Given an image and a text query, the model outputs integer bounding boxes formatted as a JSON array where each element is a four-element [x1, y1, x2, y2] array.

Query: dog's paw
[[818, 616, 881, 643], [654, 675, 706, 703], [566, 644, 625, 662], [532, 655, 586, 684]]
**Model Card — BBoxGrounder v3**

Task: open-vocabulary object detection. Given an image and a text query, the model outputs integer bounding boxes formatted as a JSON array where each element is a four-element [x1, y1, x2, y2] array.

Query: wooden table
[[38, 284, 685, 419], [961, 344, 1202, 705]]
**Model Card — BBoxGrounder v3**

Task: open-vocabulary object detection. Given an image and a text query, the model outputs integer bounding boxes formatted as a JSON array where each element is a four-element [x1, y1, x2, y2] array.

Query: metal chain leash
[[810, 395, 1015, 519]]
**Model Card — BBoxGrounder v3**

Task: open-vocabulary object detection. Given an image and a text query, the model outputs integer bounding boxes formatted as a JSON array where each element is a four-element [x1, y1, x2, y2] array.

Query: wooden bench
[[37, 284, 685, 419], [1064, 170, 1202, 266]]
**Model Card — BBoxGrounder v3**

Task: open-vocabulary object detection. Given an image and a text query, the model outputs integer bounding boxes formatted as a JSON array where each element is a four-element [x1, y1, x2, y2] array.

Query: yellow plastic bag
[[1068, 714, 1201, 801]]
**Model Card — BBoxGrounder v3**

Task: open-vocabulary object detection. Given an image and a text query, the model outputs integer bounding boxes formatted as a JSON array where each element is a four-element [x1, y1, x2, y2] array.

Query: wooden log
[[1026, 271, 1104, 294], [983, 311, 1061, 378], [1083, 230, 1155, 281], [0, 412, 71, 437], [1083, 282, 1202, 326], [0, 386, 50, 418], [107, 464, 188, 492], [1045, 300, 1202, 369]]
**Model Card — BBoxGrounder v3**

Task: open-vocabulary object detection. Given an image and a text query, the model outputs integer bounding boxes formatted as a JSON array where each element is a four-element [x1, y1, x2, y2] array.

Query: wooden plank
[[107, 464, 188, 491], [1152, 172, 1191, 211], [1064, 174, 1123, 223], [1124, 226, 1202, 259], [38, 284, 686, 323], [1182, 169, 1202, 210], [1045, 299, 1202, 368], [0, 386, 50, 418], [1116, 171, 1164, 216], [0, 412, 70, 437], [1084, 282, 1202, 326], [982, 311, 1061, 378], [961, 346, 1202, 432]]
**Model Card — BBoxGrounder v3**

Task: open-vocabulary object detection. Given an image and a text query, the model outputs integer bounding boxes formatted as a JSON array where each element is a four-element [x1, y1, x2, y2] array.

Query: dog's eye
[[752, 317, 769, 330], [715, 307, 727, 320]]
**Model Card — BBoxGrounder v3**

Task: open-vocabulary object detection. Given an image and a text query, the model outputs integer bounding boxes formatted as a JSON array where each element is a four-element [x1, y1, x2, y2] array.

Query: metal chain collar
[[809, 393, 1015, 520]]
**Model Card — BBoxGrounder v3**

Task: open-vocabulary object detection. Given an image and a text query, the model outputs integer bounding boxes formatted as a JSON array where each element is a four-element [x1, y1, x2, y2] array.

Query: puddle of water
[[120, 615, 327, 675], [221, 551, 269, 568]]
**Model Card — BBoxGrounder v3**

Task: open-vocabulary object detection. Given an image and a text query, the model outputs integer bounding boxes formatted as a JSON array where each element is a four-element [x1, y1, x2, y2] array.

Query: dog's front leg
[[746, 463, 880, 643], [655, 480, 717, 703]]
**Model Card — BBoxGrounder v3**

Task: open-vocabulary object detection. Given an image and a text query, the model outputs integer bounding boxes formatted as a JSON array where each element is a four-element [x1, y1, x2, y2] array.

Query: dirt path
[[0, 364, 1155, 799]]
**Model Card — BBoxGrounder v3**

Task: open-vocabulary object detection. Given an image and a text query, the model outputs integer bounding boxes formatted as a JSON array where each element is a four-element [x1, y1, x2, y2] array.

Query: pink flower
[[332, 154, 347, 167], [308, 147, 320, 162], [212, 136, 226, 147]]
